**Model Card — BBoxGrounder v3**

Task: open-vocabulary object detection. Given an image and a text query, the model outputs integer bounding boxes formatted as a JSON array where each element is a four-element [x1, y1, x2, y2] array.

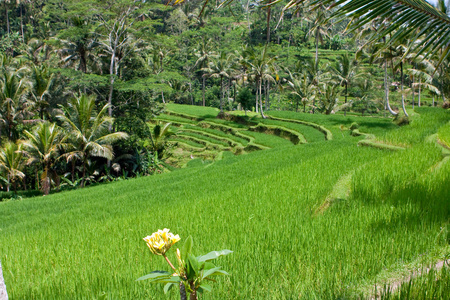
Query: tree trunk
[[179, 282, 187, 300], [4, 1, 10, 35], [266, 6, 271, 44], [400, 61, 409, 117], [315, 29, 319, 70], [344, 82, 348, 116], [412, 72, 415, 109], [259, 78, 266, 118], [219, 76, 223, 112], [418, 78, 421, 107], [161, 91, 165, 104], [20, 4, 25, 43], [0, 260, 8, 300], [255, 78, 259, 113], [202, 76, 205, 106], [384, 58, 397, 116]]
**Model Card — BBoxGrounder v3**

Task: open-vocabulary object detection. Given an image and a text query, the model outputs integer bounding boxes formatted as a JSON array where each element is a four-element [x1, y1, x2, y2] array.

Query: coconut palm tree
[[27, 64, 54, 120], [330, 53, 365, 116], [149, 122, 174, 160], [194, 38, 216, 106], [57, 94, 128, 187], [246, 47, 277, 118], [285, 68, 316, 113], [0, 68, 28, 140], [0, 141, 25, 192], [21, 122, 65, 195], [329, 0, 450, 66], [202, 52, 234, 112]]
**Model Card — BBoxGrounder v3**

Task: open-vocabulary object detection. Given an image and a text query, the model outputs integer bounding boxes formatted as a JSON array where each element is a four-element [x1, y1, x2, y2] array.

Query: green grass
[[165, 103, 219, 118], [260, 118, 326, 143], [1, 106, 449, 299], [437, 120, 450, 149], [240, 130, 294, 148], [177, 131, 230, 148], [181, 125, 248, 146], [378, 266, 450, 299], [169, 137, 204, 149], [154, 114, 198, 125]]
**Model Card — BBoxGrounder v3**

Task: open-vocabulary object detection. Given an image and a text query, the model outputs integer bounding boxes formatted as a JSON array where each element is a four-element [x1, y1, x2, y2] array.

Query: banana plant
[[137, 229, 232, 300]]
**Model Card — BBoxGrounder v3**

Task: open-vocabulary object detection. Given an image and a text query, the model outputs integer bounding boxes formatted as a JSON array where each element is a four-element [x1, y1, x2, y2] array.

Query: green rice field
[[0, 105, 449, 299]]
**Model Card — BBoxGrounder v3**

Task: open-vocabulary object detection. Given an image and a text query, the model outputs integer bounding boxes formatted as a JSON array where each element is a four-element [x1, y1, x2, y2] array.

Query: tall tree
[[203, 51, 234, 112], [330, 53, 363, 116], [246, 46, 276, 118], [57, 94, 128, 186], [0, 141, 25, 192], [22, 122, 65, 195]]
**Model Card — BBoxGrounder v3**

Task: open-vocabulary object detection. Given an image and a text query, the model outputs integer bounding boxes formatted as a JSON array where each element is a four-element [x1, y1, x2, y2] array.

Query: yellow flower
[[143, 228, 181, 255]]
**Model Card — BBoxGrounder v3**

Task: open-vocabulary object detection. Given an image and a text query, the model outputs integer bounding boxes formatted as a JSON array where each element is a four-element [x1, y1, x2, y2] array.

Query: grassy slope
[[0, 107, 449, 299]]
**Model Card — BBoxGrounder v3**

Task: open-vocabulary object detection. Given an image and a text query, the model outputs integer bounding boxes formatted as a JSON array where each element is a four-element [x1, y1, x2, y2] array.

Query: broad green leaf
[[181, 235, 193, 261], [149, 276, 181, 284], [136, 270, 171, 281], [199, 283, 212, 293], [197, 249, 233, 262], [202, 266, 222, 279], [164, 282, 176, 294], [206, 269, 230, 277], [186, 254, 199, 279]]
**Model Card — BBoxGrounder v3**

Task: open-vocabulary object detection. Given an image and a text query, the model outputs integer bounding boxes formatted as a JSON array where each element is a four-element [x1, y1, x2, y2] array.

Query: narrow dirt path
[[369, 259, 450, 299]]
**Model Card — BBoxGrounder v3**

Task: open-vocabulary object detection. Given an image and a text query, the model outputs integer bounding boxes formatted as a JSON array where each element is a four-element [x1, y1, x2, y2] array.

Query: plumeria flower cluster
[[143, 228, 181, 256]]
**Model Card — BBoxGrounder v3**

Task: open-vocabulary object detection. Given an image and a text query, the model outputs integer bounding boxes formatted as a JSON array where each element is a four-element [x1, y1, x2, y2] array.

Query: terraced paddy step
[[267, 115, 333, 140], [260, 119, 325, 143], [249, 123, 307, 145], [180, 125, 248, 147], [175, 134, 230, 150]]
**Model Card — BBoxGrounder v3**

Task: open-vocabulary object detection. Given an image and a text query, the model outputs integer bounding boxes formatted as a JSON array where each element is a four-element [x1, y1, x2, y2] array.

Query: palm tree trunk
[[400, 61, 409, 117], [259, 79, 265, 118], [412, 72, 415, 109], [20, 4, 25, 43], [220, 76, 223, 112], [255, 79, 259, 113], [384, 59, 397, 116], [315, 29, 319, 70], [202, 76, 206, 106], [344, 82, 348, 116], [266, 6, 271, 44], [418, 78, 421, 107], [4, 1, 10, 35]]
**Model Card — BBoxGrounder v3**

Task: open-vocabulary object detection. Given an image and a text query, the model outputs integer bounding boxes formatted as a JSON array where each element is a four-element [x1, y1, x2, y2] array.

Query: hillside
[[0, 106, 449, 299]]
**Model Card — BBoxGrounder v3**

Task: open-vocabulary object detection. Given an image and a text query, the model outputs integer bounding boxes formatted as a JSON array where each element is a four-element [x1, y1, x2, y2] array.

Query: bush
[[349, 122, 359, 130]]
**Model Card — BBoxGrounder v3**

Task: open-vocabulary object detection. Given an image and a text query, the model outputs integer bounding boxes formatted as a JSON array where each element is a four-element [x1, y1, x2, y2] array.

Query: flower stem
[[163, 254, 177, 272]]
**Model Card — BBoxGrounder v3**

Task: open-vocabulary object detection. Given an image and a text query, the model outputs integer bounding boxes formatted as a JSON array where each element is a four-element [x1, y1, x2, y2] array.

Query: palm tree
[[194, 38, 216, 106], [0, 141, 25, 192], [27, 64, 54, 120], [21, 122, 65, 195], [0, 68, 27, 140], [307, 5, 330, 69], [317, 81, 342, 115], [328, 0, 450, 66], [246, 47, 277, 118], [149, 122, 174, 160], [202, 52, 234, 112], [285, 69, 316, 113], [330, 53, 364, 116], [57, 94, 128, 187]]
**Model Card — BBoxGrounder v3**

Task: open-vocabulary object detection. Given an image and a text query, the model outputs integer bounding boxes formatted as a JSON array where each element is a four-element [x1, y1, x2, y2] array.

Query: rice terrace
[[0, 0, 449, 299]]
